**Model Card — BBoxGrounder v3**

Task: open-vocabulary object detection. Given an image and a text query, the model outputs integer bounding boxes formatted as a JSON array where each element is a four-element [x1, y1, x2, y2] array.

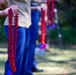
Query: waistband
[[31, 2, 41, 6]]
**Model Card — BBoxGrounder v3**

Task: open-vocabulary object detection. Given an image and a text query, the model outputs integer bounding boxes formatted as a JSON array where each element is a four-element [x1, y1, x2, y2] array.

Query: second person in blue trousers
[[27, 0, 47, 75]]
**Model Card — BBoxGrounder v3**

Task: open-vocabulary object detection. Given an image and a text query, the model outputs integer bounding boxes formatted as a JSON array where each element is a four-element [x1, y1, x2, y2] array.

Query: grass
[[34, 48, 76, 75], [0, 43, 76, 75]]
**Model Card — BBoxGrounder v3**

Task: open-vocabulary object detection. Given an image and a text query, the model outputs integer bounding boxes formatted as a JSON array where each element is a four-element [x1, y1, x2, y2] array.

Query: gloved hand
[[41, 3, 47, 11]]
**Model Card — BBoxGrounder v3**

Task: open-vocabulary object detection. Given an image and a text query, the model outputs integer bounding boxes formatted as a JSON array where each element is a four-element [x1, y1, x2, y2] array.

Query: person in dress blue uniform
[[4, 0, 32, 75], [26, 0, 47, 75]]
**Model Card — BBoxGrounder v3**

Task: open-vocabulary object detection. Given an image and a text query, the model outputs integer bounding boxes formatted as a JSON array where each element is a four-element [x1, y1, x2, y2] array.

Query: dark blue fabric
[[26, 9, 40, 75], [4, 26, 30, 75]]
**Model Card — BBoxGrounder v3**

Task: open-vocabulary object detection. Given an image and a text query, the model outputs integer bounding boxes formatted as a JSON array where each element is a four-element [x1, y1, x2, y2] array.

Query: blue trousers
[[26, 9, 40, 75], [4, 26, 30, 75]]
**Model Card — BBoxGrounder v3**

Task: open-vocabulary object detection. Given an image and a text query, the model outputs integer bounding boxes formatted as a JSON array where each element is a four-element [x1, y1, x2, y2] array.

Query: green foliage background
[[50, 0, 76, 45], [0, 17, 6, 42]]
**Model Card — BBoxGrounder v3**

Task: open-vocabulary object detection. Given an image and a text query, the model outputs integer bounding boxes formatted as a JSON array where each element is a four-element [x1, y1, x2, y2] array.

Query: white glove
[[37, 6, 41, 11], [41, 4, 47, 11]]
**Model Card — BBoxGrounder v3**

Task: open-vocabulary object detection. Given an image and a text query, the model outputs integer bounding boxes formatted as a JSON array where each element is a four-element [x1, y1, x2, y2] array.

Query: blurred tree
[[50, 0, 76, 45]]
